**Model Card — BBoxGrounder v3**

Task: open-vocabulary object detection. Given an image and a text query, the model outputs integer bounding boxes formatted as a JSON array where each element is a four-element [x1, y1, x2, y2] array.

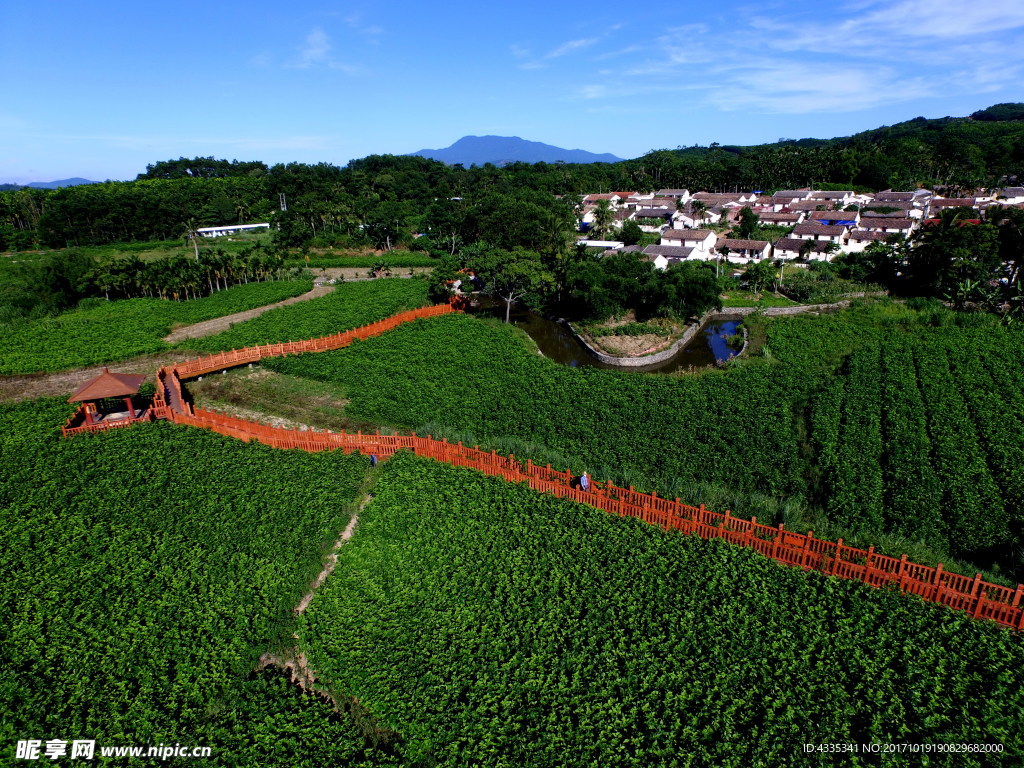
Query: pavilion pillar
[[124, 397, 135, 419], [84, 403, 97, 426]]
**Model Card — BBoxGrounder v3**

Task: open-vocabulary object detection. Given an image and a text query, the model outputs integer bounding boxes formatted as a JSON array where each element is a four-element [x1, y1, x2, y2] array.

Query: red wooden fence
[[59, 300, 1024, 631], [173, 302, 454, 379]]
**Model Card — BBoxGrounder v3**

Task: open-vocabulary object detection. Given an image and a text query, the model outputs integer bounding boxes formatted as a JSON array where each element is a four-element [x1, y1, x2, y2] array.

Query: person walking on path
[[370, 454, 378, 468], [580, 471, 590, 492]]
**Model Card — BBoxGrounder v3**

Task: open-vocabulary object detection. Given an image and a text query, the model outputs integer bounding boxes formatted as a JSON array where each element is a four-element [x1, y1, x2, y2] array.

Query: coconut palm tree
[[690, 200, 708, 227], [592, 199, 614, 239], [181, 218, 201, 260]]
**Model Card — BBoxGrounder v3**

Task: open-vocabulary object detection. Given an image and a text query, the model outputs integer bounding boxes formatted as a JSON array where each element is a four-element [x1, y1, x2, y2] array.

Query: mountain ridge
[[408, 135, 623, 166]]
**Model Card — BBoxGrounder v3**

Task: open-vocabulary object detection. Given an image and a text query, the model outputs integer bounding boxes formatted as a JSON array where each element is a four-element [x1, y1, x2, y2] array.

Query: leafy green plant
[[0, 280, 313, 374]]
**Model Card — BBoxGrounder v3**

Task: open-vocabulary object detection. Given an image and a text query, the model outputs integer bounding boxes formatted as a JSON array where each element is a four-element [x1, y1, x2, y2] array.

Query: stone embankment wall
[[567, 297, 861, 368]]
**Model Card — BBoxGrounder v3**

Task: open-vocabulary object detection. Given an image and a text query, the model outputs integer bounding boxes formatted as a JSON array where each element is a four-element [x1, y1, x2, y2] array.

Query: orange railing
[[60, 298, 1024, 631], [172, 303, 454, 379], [163, 405, 1024, 631], [61, 405, 154, 437]]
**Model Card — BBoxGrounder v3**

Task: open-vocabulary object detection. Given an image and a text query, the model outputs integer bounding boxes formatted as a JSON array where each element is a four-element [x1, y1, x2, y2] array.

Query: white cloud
[[706, 62, 935, 114], [297, 28, 330, 68], [577, 1, 1023, 116], [516, 35, 602, 69], [289, 28, 357, 72]]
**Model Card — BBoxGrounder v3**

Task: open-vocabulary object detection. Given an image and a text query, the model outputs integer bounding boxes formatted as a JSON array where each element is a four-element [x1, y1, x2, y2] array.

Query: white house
[[859, 217, 915, 237], [791, 222, 849, 244], [715, 238, 771, 263], [810, 190, 855, 206], [642, 244, 695, 270], [655, 189, 691, 201], [774, 237, 839, 262], [661, 228, 717, 254], [197, 222, 270, 238], [757, 211, 804, 225], [843, 229, 891, 253], [631, 208, 675, 232], [997, 187, 1024, 204]]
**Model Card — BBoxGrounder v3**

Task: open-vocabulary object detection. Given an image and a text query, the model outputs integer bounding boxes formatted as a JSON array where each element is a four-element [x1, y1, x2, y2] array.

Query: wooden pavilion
[[67, 368, 149, 426]]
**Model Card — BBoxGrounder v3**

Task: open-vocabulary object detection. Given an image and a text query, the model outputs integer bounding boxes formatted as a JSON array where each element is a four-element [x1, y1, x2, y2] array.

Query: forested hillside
[[3, 105, 1022, 252]]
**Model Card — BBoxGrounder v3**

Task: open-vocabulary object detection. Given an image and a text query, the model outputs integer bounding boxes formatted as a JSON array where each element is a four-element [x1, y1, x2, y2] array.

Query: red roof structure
[[68, 368, 147, 403]]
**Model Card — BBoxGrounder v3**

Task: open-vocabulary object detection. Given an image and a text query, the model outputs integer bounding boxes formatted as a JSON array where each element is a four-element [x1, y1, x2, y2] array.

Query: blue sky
[[1, 0, 1022, 183]]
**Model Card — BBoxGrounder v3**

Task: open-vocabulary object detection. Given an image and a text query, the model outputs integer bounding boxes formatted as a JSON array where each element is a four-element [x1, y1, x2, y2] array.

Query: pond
[[475, 298, 741, 373]]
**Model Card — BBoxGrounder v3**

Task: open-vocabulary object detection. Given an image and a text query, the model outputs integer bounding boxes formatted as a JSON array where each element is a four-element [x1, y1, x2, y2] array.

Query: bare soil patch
[[0, 350, 200, 403], [592, 334, 675, 357]]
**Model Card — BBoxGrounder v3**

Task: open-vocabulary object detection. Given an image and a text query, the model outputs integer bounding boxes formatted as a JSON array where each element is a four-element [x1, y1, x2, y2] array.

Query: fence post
[[971, 574, 985, 618], [770, 524, 783, 559], [932, 563, 945, 604], [897, 554, 908, 589], [831, 539, 844, 575], [863, 546, 875, 584], [803, 531, 813, 570]]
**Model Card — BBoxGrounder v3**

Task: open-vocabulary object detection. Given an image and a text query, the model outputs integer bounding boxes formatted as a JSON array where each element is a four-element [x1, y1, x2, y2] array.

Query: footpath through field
[[162, 284, 336, 343], [61, 300, 1024, 632]]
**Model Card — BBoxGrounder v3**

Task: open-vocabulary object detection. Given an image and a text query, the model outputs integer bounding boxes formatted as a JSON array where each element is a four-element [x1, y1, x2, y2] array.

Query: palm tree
[[690, 200, 708, 228], [592, 199, 614, 239], [181, 218, 201, 260]]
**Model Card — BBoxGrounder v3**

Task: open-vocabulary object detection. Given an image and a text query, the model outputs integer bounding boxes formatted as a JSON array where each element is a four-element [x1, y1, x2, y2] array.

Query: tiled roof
[[717, 239, 770, 251], [643, 245, 695, 258], [775, 237, 833, 253], [872, 191, 915, 202], [862, 218, 914, 230], [793, 223, 848, 236], [848, 229, 890, 241], [662, 228, 715, 241], [68, 368, 148, 402]]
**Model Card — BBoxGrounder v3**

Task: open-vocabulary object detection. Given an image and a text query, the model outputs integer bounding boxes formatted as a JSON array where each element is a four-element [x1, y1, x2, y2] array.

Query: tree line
[[0, 244, 302, 322], [3, 105, 1023, 252]]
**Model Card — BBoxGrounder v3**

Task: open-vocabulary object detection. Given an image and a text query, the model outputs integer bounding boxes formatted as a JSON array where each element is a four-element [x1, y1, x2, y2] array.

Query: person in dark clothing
[[370, 454, 378, 468]]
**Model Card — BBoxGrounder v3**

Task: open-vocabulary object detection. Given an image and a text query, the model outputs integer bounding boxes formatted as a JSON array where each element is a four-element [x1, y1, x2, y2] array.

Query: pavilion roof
[[68, 368, 148, 402]]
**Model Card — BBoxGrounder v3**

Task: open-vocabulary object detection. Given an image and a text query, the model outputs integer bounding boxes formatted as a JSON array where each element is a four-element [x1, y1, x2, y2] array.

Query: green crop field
[[264, 299, 1024, 579], [299, 453, 1024, 767], [267, 312, 805, 497], [0, 400, 396, 767], [5, 401, 1022, 767], [0, 280, 312, 374], [184, 278, 432, 353]]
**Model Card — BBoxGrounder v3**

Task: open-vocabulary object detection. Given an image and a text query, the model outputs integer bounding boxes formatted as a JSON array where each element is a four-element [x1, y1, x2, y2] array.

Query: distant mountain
[[409, 136, 623, 166], [26, 177, 100, 189]]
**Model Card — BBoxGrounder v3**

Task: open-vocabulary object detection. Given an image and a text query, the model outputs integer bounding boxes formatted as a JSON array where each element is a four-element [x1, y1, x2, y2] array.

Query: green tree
[[689, 199, 708, 227], [743, 258, 776, 293], [906, 211, 1001, 299], [736, 207, 760, 239], [591, 199, 614, 239], [620, 219, 643, 247], [652, 261, 723, 319], [181, 218, 201, 260], [468, 245, 553, 323]]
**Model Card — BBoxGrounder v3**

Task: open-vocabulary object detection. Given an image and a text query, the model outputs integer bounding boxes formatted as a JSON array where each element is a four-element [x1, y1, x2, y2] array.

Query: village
[[578, 186, 1024, 270]]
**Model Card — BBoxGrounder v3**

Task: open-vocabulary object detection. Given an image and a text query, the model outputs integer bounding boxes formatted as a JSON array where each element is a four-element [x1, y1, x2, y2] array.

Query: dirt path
[[294, 493, 370, 615], [162, 284, 336, 343], [257, 489, 375, 695], [0, 350, 202, 404]]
